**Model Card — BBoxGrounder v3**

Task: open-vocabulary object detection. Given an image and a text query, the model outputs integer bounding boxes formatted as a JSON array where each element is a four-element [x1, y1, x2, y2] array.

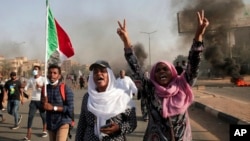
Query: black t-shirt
[[175, 66, 183, 75], [4, 79, 22, 100]]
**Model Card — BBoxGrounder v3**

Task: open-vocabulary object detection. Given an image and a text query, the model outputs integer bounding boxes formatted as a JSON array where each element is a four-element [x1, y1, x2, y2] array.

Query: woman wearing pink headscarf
[[117, 10, 209, 141]]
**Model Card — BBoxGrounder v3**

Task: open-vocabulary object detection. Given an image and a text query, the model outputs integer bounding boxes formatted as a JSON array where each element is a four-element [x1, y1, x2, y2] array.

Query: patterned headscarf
[[150, 61, 193, 118]]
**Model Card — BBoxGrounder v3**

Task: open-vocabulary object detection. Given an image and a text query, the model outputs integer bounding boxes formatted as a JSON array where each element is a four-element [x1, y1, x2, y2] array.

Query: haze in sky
[[0, 0, 250, 66]]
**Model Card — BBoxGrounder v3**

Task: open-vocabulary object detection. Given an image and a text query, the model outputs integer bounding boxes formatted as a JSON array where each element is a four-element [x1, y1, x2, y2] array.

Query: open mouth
[[97, 77, 104, 82], [160, 75, 167, 80]]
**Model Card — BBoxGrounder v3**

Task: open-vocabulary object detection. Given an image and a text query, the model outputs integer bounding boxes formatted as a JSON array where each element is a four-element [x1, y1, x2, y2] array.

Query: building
[[0, 56, 4, 71], [61, 59, 81, 75], [0, 56, 45, 78]]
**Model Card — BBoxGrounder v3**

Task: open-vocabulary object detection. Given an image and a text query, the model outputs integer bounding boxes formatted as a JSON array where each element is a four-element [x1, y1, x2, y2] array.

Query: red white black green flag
[[46, 0, 74, 65]]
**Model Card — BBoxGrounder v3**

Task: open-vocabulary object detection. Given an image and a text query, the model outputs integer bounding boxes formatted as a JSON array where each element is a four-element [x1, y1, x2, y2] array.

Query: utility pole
[[140, 30, 157, 66]]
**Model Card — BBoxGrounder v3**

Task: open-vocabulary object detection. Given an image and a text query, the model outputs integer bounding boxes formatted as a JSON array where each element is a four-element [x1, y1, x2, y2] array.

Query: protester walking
[[117, 10, 209, 140], [0, 74, 6, 122], [79, 75, 85, 89], [42, 64, 74, 141], [175, 61, 183, 75], [75, 60, 137, 141], [116, 69, 138, 98], [23, 65, 47, 141], [4, 72, 23, 130], [181, 60, 187, 71]]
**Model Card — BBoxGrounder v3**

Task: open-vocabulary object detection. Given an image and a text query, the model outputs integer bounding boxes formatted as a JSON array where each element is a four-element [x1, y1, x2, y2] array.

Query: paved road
[[0, 88, 229, 141], [202, 87, 250, 103]]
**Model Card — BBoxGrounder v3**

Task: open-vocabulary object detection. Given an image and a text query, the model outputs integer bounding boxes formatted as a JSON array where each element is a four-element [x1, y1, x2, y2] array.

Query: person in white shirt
[[116, 70, 138, 98], [23, 65, 47, 141]]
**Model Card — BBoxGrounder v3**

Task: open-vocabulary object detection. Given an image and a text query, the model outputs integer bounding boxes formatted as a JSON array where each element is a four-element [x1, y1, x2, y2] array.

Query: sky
[[1, 0, 250, 66]]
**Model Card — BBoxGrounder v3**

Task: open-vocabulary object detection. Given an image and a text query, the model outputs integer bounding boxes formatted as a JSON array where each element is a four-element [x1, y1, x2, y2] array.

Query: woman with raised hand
[[117, 10, 209, 141]]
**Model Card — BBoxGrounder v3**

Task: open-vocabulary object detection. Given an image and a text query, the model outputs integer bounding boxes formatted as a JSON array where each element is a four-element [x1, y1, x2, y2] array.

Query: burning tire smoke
[[179, 0, 250, 83]]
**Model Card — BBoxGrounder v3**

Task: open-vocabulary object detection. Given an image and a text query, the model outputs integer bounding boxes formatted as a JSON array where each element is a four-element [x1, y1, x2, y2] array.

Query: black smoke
[[112, 43, 148, 77], [180, 0, 248, 78], [133, 43, 148, 68]]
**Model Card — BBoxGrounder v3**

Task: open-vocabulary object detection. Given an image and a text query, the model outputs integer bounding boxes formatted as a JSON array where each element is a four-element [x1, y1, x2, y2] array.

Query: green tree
[[173, 55, 187, 65]]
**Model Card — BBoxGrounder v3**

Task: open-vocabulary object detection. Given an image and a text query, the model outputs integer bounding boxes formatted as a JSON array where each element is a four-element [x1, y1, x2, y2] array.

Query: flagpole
[[44, 1, 74, 96], [44, 0, 49, 97]]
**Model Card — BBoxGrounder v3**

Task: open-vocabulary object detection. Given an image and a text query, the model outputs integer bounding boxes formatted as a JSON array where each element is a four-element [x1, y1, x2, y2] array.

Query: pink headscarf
[[150, 61, 193, 118]]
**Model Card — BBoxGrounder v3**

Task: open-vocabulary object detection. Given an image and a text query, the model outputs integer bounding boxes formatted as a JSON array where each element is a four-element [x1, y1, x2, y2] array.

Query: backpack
[[59, 83, 75, 139]]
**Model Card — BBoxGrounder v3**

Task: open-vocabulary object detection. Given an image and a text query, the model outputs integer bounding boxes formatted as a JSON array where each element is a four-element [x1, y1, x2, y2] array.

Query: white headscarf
[[87, 68, 135, 139]]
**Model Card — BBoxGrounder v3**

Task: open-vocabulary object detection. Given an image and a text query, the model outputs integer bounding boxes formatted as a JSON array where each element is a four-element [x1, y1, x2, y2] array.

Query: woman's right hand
[[117, 19, 132, 48], [100, 122, 120, 135]]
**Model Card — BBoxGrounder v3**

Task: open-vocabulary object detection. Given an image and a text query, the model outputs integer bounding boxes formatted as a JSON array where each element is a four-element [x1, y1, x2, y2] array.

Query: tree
[[173, 55, 187, 65]]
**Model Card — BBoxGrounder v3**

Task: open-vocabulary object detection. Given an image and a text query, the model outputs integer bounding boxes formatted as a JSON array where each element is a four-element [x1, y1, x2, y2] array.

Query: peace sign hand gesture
[[195, 10, 209, 41], [117, 19, 131, 48]]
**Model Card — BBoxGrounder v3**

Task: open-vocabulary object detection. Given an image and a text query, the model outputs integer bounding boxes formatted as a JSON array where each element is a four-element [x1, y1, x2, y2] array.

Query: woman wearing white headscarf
[[75, 60, 137, 141]]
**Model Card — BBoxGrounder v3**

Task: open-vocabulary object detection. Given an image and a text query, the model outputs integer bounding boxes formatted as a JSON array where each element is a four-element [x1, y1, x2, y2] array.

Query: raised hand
[[195, 10, 209, 41], [117, 19, 131, 48]]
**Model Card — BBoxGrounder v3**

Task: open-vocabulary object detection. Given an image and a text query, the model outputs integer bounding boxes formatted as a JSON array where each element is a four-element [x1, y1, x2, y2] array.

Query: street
[[0, 88, 230, 141]]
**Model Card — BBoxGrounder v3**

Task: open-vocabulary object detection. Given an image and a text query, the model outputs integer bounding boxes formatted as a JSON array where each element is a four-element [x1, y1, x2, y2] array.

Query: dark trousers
[[141, 96, 148, 120], [27, 101, 46, 128]]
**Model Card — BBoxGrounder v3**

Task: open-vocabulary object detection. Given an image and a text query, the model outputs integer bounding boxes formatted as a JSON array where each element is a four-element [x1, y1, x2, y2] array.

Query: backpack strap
[[58, 83, 74, 139], [60, 83, 66, 101], [59, 84, 75, 122]]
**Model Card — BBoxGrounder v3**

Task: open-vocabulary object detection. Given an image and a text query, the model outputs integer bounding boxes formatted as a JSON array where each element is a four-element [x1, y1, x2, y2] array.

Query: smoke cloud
[[2, 0, 249, 80], [179, 0, 249, 78]]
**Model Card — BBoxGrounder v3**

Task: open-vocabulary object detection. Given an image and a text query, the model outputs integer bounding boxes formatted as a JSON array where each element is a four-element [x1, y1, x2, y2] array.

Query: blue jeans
[[27, 101, 46, 128], [7, 99, 20, 126]]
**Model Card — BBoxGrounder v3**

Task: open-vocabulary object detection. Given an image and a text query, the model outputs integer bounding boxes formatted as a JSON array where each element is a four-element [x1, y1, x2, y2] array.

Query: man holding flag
[[42, 1, 75, 141]]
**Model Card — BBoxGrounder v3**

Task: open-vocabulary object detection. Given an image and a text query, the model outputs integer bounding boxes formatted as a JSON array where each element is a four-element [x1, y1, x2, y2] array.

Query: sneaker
[[41, 131, 48, 138], [23, 136, 31, 141], [11, 125, 19, 130], [18, 115, 22, 125]]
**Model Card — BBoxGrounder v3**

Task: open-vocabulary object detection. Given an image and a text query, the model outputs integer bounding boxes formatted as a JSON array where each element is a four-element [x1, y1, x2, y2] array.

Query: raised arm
[[185, 10, 209, 86], [194, 10, 209, 42], [117, 19, 131, 48], [117, 20, 145, 82]]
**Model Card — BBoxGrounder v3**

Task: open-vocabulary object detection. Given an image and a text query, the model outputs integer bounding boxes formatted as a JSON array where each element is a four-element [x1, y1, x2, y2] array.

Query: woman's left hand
[[100, 122, 120, 135], [117, 19, 131, 48], [195, 10, 209, 41]]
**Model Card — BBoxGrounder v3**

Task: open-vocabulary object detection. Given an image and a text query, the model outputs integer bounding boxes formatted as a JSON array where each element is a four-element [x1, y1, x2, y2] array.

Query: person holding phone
[[75, 60, 137, 141]]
